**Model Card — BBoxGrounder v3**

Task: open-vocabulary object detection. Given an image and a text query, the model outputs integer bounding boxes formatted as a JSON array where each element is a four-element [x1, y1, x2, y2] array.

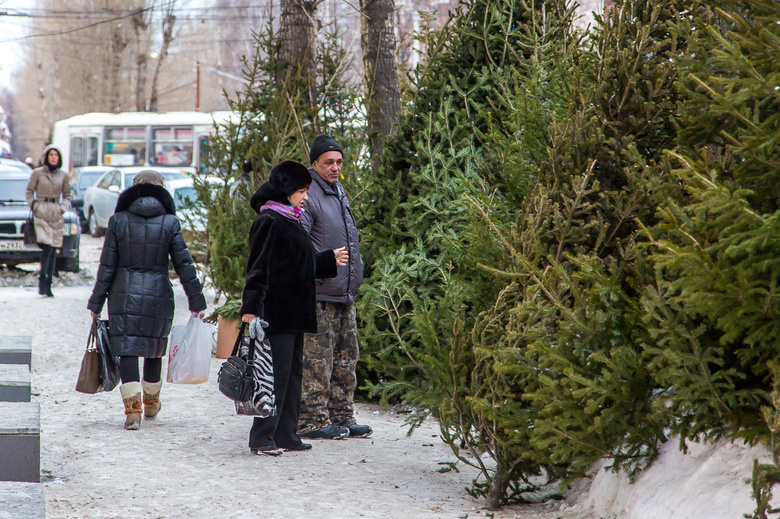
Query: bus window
[[71, 136, 83, 169], [86, 136, 98, 166], [150, 127, 193, 167], [104, 127, 146, 166], [197, 134, 210, 175]]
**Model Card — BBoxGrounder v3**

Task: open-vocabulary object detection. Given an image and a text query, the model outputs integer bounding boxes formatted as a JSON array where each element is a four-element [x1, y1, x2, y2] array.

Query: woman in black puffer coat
[[88, 171, 206, 430]]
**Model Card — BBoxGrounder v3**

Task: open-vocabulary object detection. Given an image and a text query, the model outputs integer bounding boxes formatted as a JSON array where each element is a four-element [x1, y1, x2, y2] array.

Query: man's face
[[312, 151, 343, 186]]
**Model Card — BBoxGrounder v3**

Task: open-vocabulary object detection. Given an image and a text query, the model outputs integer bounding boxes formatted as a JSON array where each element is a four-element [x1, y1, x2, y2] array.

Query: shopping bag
[[167, 315, 214, 384], [94, 318, 120, 392]]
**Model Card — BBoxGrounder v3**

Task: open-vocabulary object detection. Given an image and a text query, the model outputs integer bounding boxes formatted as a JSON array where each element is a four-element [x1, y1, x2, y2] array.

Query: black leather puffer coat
[[87, 183, 206, 357]]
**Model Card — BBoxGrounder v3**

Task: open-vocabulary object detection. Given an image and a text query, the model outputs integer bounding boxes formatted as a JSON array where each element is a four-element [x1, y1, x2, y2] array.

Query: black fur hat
[[268, 160, 312, 196]]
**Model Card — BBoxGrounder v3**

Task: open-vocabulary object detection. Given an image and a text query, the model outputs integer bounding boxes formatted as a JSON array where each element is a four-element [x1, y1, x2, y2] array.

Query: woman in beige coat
[[25, 145, 72, 297]]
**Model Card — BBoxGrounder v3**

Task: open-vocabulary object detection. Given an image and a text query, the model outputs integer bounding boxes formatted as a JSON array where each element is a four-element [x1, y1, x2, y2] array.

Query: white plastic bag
[[166, 316, 214, 384]]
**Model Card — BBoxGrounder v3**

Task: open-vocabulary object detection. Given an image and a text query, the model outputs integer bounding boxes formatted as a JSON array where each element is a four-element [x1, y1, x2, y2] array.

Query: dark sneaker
[[347, 423, 373, 438], [250, 446, 284, 456], [299, 424, 349, 440]]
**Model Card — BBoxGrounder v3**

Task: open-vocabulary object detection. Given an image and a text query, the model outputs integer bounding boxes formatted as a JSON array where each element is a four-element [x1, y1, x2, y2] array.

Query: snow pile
[[570, 436, 779, 518]]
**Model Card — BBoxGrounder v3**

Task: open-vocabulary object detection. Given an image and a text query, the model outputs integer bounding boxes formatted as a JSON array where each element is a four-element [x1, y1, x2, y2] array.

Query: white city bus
[[51, 111, 235, 177]]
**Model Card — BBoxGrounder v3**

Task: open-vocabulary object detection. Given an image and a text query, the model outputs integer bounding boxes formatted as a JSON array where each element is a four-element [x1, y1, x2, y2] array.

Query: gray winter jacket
[[300, 168, 363, 303]]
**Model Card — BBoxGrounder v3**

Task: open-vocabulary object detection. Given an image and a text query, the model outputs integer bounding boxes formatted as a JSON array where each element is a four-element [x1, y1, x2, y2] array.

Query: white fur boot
[[142, 380, 163, 419], [120, 382, 143, 430]]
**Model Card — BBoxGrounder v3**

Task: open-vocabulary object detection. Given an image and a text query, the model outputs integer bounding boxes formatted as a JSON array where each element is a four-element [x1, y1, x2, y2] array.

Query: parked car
[[70, 166, 111, 231], [0, 170, 81, 272], [82, 166, 190, 237], [165, 176, 221, 263], [0, 158, 33, 175]]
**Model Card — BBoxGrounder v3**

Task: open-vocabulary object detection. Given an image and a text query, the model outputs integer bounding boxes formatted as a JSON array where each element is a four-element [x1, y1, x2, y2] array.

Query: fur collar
[[115, 183, 175, 215]]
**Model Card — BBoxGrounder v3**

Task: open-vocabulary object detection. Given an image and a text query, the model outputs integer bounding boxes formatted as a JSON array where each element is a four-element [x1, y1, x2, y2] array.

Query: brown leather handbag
[[75, 318, 120, 393], [75, 344, 102, 394]]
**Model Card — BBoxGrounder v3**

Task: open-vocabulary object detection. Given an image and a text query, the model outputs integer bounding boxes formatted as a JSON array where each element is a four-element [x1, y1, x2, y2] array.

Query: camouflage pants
[[297, 302, 359, 433]]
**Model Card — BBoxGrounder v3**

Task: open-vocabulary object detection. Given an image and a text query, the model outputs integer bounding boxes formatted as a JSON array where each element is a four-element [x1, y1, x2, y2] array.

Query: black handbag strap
[[230, 322, 256, 368], [230, 322, 247, 357]]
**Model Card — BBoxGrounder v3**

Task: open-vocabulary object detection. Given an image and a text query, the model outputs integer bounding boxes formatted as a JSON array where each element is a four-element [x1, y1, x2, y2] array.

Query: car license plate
[[0, 240, 27, 251]]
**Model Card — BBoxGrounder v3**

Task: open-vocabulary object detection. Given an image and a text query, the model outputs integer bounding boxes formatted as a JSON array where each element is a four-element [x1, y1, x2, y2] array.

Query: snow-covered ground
[[0, 235, 775, 518]]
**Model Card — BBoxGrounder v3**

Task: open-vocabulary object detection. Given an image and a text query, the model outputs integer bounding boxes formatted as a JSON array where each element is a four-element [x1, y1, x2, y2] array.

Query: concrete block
[[0, 481, 45, 518], [0, 365, 30, 402], [0, 402, 40, 483], [0, 336, 32, 367]]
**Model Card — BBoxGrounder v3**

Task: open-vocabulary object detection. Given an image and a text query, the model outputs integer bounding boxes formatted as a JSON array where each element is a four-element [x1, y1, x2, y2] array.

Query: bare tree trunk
[[132, 8, 151, 111], [277, 0, 318, 102], [149, 6, 176, 113], [360, 0, 400, 171], [485, 459, 507, 510], [110, 26, 129, 113]]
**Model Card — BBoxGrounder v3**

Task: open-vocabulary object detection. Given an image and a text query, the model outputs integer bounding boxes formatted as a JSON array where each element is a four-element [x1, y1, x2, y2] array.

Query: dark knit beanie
[[309, 134, 343, 164], [269, 160, 312, 196]]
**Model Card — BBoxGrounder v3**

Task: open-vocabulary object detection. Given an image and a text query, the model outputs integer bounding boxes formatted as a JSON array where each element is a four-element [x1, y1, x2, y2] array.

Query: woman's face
[[47, 149, 60, 165], [288, 187, 309, 209]]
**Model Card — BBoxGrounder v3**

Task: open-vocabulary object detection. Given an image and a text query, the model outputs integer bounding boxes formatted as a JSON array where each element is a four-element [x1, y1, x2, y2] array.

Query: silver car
[[82, 166, 190, 237]]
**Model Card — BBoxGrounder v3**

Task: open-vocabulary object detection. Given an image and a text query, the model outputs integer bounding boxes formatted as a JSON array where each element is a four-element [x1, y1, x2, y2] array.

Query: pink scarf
[[260, 200, 303, 221]]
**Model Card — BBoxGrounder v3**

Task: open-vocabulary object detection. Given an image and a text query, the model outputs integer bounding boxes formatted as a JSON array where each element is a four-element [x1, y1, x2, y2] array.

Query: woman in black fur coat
[[240, 160, 347, 455], [88, 170, 207, 430]]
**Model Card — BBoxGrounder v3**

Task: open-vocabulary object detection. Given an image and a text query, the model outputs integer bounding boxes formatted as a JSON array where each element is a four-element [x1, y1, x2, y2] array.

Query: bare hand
[[242, 314, 256, 323], [333, 247, 348, 267], [192, 311, 205, 320], [90, 311, 97, 319]]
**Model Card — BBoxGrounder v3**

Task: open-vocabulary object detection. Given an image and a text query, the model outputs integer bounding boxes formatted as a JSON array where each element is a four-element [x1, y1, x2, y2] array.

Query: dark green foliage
[[645, 0, 780, 447]]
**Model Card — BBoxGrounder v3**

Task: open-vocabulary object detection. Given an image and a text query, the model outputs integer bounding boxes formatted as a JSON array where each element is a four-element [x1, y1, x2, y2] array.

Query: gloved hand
[[249, 317, 269, 341]]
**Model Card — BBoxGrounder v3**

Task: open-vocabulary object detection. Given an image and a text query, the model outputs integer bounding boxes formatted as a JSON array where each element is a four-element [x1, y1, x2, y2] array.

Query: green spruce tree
[[358, 0, 582, 507], [473, 0, 705, 485]]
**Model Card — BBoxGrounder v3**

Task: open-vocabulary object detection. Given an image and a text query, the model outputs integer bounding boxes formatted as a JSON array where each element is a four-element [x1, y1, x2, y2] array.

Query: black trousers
[[119, 356, 162, 384], [38, 244, 57, 291], [249, 333, 303, 449]]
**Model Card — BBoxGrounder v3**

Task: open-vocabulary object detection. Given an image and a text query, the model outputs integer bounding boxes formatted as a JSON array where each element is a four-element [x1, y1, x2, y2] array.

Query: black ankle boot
[[40, 277, 53, 297]]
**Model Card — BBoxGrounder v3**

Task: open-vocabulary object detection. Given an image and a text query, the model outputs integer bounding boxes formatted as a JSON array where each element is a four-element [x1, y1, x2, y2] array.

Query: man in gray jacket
[[297, 135, 372, 440]]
